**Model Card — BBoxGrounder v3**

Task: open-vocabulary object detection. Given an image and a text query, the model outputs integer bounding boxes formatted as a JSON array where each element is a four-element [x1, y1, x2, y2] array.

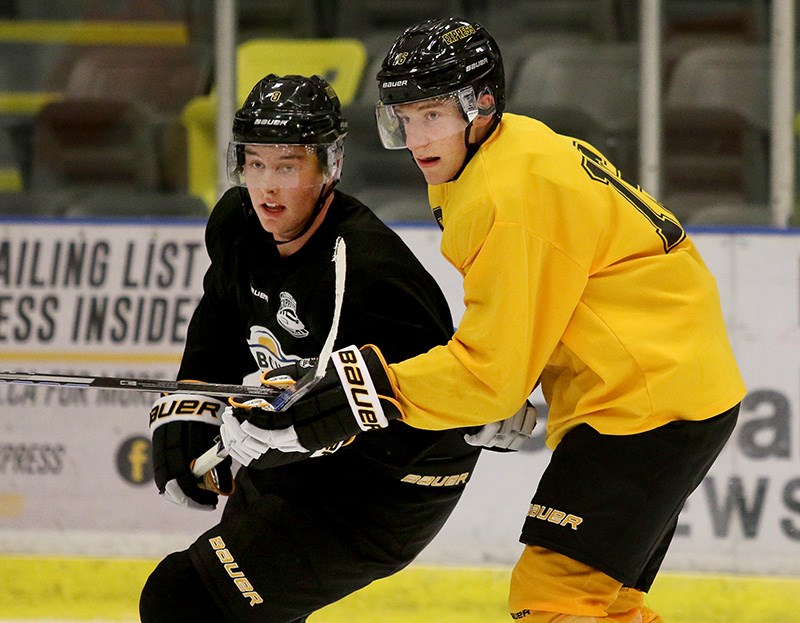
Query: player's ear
[[471, 90, 497, 143], [477, 89, 497, 117]]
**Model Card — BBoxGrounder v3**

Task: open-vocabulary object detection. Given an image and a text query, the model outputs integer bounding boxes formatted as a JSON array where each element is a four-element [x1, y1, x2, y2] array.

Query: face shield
[[226, 141, 343, 190], [375, 87, 479, 150]]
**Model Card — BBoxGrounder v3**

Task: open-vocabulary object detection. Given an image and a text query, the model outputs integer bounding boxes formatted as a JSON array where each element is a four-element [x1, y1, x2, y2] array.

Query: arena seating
[[662, 43, 771, 220], [0, 0, 788, 224], [507, 42, 641, 183]]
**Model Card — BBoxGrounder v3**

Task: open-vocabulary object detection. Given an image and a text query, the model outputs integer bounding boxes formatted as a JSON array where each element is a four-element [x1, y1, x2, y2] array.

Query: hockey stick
[[190, 236, 347, 480], [0, 372, 284, 400]]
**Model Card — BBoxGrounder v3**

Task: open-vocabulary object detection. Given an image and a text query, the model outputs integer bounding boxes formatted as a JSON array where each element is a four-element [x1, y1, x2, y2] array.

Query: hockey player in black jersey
[[139, 74, 531, 623]]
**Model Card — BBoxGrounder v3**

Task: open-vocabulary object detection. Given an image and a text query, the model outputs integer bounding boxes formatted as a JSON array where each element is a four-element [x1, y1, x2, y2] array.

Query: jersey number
[[576, 143, 685, 253]]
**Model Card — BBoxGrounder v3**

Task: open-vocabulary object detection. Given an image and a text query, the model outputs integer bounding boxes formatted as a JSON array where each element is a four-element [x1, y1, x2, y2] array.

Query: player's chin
[[420, 167, 451, 185], [255, 208, 286, 228]]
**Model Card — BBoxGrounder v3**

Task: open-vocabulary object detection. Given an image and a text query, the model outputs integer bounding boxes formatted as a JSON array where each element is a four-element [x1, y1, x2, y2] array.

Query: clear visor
[[375, 87, 479, 150], [227, 142, 343, 189]]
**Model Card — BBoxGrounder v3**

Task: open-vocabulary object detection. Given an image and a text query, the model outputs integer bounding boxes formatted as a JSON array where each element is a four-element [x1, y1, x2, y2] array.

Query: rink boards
[[0, 219, 798, 576]]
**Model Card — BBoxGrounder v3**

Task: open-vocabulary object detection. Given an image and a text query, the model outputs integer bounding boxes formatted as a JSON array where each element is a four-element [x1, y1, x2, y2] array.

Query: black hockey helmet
[[228, 74, 347, 187], [233, 73, 347, 145], [376, 17, 505, 113]]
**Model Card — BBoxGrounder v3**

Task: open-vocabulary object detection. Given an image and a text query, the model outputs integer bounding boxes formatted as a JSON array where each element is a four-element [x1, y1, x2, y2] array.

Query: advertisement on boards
[[0, 222, 798, 574]]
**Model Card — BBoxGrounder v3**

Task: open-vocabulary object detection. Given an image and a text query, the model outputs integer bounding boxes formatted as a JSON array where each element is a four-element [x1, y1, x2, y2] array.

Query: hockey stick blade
[[0, 371, 283, 400], [191, 236, 347, 480]]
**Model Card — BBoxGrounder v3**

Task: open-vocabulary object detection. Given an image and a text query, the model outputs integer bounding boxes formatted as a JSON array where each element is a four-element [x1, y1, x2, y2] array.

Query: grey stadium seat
[[507, 42, 640, 182], [663, 43, 772, 218]]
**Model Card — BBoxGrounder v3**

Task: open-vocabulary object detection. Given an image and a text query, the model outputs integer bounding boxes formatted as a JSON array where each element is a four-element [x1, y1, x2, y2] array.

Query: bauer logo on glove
[[332, 347, 391, 431], [149, 396, 225, 428]]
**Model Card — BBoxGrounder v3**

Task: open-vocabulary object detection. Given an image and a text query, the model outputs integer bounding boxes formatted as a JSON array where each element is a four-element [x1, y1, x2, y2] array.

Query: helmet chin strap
[[449, 114, 500, 182]]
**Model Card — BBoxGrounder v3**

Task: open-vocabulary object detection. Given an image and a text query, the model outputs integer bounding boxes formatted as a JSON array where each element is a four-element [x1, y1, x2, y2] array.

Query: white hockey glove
[[464, 401, 537, 452], [150, 392, 234, 510], [220, 400, 309, 467]]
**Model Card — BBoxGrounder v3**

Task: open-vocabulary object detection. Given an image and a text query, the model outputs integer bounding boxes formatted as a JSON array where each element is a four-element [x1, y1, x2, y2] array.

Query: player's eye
[[425, 111, 440, 122]]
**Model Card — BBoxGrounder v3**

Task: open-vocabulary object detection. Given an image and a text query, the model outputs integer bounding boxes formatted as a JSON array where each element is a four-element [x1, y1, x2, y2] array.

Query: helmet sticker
[[382, 79, 408, 88], [392, 52, 408, 66], [466, 57, 489, 73], [254, 119, 290, 126], [441, 24, 476, 45]]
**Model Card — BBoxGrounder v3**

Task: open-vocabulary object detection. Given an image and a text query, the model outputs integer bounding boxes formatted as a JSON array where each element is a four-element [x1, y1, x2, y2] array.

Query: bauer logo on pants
[[208, 536, 263, 607], [527, 504, 583, 530]]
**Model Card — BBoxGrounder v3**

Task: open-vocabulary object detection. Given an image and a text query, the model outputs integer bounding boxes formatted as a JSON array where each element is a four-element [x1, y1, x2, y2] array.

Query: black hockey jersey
[[179, 187, 480, 480]]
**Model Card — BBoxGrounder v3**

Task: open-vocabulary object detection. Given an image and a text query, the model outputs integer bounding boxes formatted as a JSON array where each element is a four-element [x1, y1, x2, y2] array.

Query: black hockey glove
[[150, 392, 234, 510], [220, 345, 403, 466]]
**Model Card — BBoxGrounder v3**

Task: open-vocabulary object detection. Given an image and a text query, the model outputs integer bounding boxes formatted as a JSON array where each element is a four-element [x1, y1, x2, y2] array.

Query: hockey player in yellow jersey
[[216, 17, 746, 623]]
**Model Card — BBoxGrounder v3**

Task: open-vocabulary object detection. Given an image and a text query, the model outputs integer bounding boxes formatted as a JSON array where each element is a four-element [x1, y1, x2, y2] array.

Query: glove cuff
[[149, 394, 226, 431], [331, 345, 402, 431], [360, 344, 398, 400]]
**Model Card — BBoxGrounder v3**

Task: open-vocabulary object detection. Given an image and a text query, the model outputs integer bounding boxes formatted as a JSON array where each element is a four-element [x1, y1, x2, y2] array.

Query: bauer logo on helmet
[[466, 57, 489, 73], [254, 118, 289, 126]]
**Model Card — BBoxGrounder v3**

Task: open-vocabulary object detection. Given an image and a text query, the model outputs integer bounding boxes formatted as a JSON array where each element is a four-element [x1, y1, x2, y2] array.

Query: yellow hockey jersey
[[389, 113, 746, 449]]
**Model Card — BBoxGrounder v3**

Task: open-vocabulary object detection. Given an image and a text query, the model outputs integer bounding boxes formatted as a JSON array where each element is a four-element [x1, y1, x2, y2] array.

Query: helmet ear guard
[[476, 87, 497, 116]]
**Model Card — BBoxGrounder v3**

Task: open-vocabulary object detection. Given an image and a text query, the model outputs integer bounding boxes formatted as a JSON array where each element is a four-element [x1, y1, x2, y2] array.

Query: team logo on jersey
[[247, 326, 301, 371], [276, 291, 308, 337]]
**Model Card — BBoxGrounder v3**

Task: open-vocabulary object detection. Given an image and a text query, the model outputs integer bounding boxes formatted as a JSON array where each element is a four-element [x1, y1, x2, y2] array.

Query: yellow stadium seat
[[0, 20, 188, 46], [237, 39, 367, 105], [182, 38, 367, 208]]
